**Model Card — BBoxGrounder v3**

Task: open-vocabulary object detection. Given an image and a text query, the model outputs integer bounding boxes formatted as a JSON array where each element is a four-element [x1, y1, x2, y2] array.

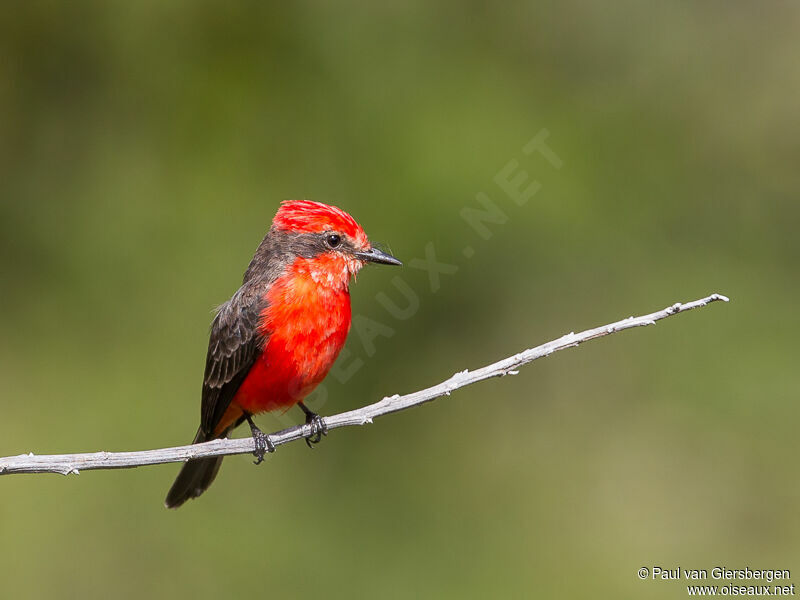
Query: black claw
[[298, 402, 328, 449], [305, 415, 328, 448], [246, 414, 275, 465]]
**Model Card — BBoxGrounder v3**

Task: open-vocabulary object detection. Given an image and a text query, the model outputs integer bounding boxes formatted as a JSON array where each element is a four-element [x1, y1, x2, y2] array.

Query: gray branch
[[0, 293, 729, 476]]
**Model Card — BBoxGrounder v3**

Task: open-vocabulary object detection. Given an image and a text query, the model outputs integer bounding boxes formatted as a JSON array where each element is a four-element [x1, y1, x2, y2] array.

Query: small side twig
[[0, 293, 729, 476]]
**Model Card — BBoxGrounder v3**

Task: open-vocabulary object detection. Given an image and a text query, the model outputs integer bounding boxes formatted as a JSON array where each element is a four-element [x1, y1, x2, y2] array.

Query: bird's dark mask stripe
[[277, 231, 359, 259], [242, 230, 358, 283]]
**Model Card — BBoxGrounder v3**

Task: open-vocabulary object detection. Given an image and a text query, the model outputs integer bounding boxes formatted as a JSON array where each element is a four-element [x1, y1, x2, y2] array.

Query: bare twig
[[0, 293, 729, 476]]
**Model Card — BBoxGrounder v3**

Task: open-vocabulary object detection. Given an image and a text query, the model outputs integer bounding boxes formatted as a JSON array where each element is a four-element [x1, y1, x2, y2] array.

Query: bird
[[165, 200, 401, 508]]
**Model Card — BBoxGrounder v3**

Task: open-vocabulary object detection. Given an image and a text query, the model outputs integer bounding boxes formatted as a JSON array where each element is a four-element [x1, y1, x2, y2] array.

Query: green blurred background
[[1, 2, 798, 598]]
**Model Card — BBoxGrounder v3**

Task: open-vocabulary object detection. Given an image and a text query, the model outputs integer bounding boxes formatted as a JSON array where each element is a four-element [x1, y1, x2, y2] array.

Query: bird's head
[[266, 200, 401, 288]]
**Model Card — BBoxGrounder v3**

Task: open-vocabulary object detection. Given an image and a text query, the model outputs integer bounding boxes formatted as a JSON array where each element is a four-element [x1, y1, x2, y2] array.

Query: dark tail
[[164, 427, 227, 509]]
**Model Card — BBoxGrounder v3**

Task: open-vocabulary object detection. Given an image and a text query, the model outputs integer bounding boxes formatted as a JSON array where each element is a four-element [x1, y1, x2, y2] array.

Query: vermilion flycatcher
[[165, 200, 401, 508]]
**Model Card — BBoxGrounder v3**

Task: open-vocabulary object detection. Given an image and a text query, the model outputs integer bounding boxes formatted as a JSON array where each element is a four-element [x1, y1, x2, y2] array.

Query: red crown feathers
[[273, 200, 367, 245]]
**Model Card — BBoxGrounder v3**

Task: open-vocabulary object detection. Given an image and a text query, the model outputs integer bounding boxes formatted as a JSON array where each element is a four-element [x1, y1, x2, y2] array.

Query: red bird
[[165, 201, 401, 508]]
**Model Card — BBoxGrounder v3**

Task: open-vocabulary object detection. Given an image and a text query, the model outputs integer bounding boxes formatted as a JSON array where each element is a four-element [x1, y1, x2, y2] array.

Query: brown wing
[[200, 286, 266, 437]]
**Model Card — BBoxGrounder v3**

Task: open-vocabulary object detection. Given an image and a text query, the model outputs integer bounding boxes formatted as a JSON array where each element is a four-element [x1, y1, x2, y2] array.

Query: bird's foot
[[305, 413, 328, 449], [246, 415, 275, 465], [298, 402, 328, 449]]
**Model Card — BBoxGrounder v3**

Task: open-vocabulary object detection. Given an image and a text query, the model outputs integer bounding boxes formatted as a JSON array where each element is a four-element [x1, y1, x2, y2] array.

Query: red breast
[[232, 253, 354, 415]]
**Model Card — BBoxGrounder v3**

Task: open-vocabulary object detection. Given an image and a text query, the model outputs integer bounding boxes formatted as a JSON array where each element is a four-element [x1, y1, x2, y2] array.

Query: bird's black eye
[[325, 233, 342, 248]]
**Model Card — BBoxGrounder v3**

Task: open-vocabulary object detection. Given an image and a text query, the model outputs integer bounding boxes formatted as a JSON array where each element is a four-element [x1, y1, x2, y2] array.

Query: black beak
[[355, 247, 403, 266]]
